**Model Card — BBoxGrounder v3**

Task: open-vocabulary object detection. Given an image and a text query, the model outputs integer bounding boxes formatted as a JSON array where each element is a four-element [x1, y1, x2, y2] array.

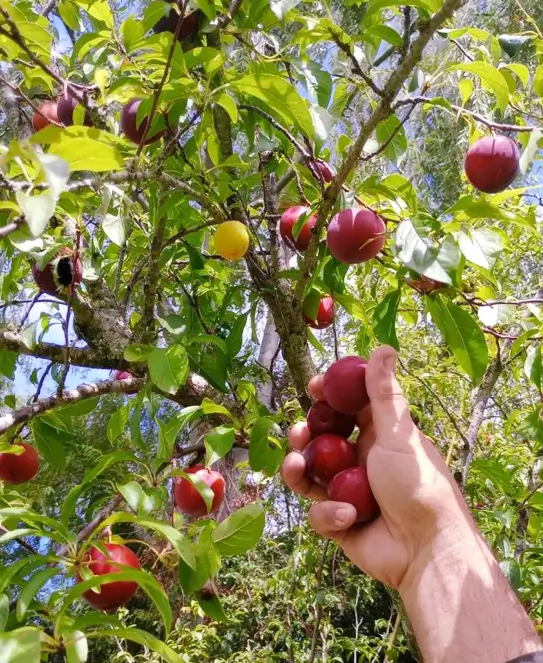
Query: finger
[[308, 501, 358, 544], [280, 451, 327, 501], [288, 421, 311, 451], [365, 346, 419, 452], [308, 375, 324, 401]]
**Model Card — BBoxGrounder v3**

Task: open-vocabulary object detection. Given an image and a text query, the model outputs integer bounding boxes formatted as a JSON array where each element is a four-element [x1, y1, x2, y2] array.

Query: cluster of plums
[[33, 93, 165, 146], [303, 356, 379, 523]]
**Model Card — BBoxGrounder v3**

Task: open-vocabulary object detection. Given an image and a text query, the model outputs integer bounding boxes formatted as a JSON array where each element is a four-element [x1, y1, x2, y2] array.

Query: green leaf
[[0, 528, 40, 546], [87, 629, 182, 663], [99, 513, 195, 569], [36, 153, 70, 200], [425, 295, 489, 384], [107, 406, 129, 442], [17, 567, 59, 621], [375, 115, 407, 161], [63, 569, 172, 633], [61, 450, 139, 527], [205, 426, 235, 466], [64, 628, 88, 663], [58, 0, 82, 30], [124, 343, 153, 362], [457, 227, 502, 270], [231, 73, 314, 140], [373, 289, 401, 350], [15, 190, 55, 238], [31, 418, 66, 471], [471, 459, 513, 493], [519, 128, 543, 175], [212, 504, 265, 556], [0, 594, 8, 632], [215, 93, 238, 123], [0, 627, 41, 663], [148, 346, 188, 395], [0, 508, 68, 541], [533, 64, 543, 97], [197, 592, 230, 622], [201, 398, 232, 418], [396, 221, 461, 286], [447, 62, 509, 111], [225, 312, 249, 360], [306, 327, 326, 353], [249, 417, 284, 476], [524, 345, 542, 390], [118, 481, 144, 512], [179, 528, 221, 594], [269, 0, 301, 20], [364, 0, 441, 22], [0, 350, 17, 380], [102, 214, 126, 246], [32, 127, 124, 172], [54, 397, 99, 418]]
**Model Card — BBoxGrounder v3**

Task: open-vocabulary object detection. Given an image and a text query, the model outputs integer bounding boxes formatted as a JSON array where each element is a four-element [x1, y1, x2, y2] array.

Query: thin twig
[[308, 539, 331, 663]]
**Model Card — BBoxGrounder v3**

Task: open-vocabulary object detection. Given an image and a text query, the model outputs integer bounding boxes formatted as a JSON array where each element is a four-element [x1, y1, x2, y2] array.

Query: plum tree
[[302, 295, 334, 329], [121, 98, 165, 145], [79, 542, 140, 611], [328, 466, 379, 523], [303, 434, 357, 487], [323, 356, 370, 416], [307, 401, 356, 439], [326, 209, 386, 264], [32, 249, 83, 296], [465, 135, 520, 193], [0, 442, 39, 485], [174, 466, 226, 517], [32, 100, 59, 131], [280, 206, 317, 251], [213, 221, 250, 260]]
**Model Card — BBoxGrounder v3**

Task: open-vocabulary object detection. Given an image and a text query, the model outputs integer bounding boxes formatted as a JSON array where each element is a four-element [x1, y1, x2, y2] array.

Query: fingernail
[[383, 351, 397, 373], [335, 506, 352, 526]]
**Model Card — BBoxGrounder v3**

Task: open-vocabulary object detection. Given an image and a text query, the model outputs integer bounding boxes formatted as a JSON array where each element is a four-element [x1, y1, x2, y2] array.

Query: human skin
[[281, 346, 542, 663]]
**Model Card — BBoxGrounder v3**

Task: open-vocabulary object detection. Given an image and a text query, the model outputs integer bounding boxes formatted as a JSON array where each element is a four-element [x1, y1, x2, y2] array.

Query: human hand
[[281, 345, 474, 591]]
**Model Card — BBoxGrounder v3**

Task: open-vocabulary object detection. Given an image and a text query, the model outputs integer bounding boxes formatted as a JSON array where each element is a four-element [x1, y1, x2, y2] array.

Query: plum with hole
[[302, 295, 334, 329], [0, 442, 39, 485], [121, 98, 165, 145], [79, 542, 140, 611], [323, 356, 369, 415], [153, 4, 200, 41], [307, 401, 356, 439], [311, 159, 334, 183], [32, 248, 83, 296], [113, 370, 132, 381], [280, 206, 317, 251], [57, 89, 92, 127], [465, 135, 520, 194], [32, 100, 59, 132], [328, 466, 379, 523], [303, 434, 357, 487], [327, 209, 386, 264], [174, 465, 225, 517], [213, 221, 249, 260]]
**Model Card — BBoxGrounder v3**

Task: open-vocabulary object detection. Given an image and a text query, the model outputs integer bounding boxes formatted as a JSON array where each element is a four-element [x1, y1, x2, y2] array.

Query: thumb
[[365, 346, 419, 451]]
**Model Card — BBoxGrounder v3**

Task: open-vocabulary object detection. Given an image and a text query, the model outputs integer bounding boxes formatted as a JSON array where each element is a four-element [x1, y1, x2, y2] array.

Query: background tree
[[0, 0, 542, 660]]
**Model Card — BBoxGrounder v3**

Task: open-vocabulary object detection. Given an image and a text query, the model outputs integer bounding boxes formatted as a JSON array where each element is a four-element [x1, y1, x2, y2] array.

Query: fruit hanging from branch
[[326, 209, 386, 264], [303, 434, 357, 487], [464, 135, 520, 193], [78, 542, 140, 611], [0, 442, 39, 485], [57, 88, 92, 127], [32, 100, 60, 132], [311, 158, 334, 183], [174, 465, 226, 517], [280, 206, 317, 251], [32, 248, 83, 296], [121, 98, 165, 145], [323, 356, 369, 415], [302, 295, 335, 329], [213, 221, 250, 260], [307, 401, 356, 439], [152, 4, 201, 42], [328, 466, 379, 523]]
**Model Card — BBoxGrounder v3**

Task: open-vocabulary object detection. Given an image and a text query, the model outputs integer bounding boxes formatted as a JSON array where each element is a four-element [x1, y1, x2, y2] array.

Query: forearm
[[399, 518, 541, 663]]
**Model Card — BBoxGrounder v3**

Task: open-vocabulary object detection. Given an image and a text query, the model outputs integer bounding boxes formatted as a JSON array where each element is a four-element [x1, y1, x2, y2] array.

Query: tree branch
[[0, 377, 144, 435], [239, 104, 311, 158]]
